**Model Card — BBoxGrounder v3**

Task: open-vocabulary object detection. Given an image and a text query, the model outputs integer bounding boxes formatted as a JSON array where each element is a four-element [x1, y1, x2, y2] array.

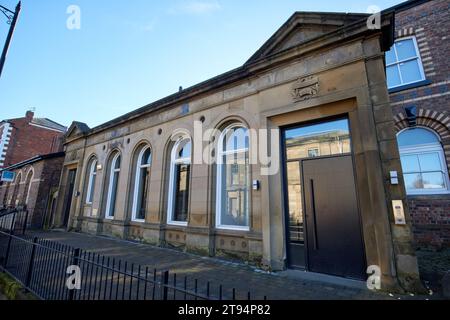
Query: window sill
[[388, 79, 431, 94], [407, 193, 450, 200], [131, 219, 145, 223], [167, 221, 188, 227], [216, 225, 250, 232]]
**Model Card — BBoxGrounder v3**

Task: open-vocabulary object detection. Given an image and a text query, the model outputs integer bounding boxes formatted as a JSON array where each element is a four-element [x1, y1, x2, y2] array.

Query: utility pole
[[0, 1, 21, 78]]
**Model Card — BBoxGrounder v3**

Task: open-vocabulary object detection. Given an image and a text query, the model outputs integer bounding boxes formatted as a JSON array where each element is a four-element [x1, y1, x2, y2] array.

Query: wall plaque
[[292, 76, 319, 102], [392, 200, 406, 225]]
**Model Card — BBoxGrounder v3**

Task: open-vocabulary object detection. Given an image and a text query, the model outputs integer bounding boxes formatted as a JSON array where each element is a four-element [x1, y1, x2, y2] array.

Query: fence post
[[3, 213, 16, 267], [25, 237, 38, 288], [68, 248, 81, 301], [160, 270, 169, 300]]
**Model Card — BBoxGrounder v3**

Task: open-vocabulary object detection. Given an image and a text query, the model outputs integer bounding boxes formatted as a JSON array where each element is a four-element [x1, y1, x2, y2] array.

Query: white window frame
[[131, 146, 151, 222], [215, 123, 251, 232], [24, 169, 34, 205], [105, 153, 121, 220], [167, 137, 191, 227], [86, 159, 97, 205], [12, 173, 22, 206], [307, 147, 320, 158], [398, 128, 450, 195], [386, 36, 426, 89]]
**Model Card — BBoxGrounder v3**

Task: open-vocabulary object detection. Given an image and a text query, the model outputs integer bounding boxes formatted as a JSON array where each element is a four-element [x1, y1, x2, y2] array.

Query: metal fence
[[0, 210, 265, 301], [0, 206, 28, 234]]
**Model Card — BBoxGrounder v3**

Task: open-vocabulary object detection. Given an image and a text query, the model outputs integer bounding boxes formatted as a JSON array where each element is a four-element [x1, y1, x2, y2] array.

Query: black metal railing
[[0, 206, 28, 235], [0, 217, 265, 300]]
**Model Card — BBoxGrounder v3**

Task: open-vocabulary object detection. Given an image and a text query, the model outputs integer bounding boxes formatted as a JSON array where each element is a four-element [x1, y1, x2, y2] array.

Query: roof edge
[[70, 9, 398, 140], [0, 152, 65, 172]]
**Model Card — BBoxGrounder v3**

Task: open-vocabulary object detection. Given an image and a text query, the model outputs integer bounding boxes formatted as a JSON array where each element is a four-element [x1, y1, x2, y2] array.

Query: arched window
[[2, 182, 10, 207], [105, 153, 121, 219], [23, 170, 33, 206], [397, 127, 450, 195], [216, 124, 250, 230], [167, 137, 191, 226], [11, 172, 22, 206], [131, 145, 151, 222], [86, 158, 98, 204]]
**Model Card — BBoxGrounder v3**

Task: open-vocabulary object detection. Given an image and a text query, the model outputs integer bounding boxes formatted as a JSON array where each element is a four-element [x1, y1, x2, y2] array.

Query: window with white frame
[[397, 127, 450, 195], [2, 182, 10, 207], [308, 148, 320, 158], [105, 153, 121, 219], [86, 158, 98, 204], [11, 172, 22, 206], [23, 170, 33, 205], [216, 124, 250, 231], [131, 145, 151, 222], [167, 137, 191, 226], [386, 37, 426, 89]]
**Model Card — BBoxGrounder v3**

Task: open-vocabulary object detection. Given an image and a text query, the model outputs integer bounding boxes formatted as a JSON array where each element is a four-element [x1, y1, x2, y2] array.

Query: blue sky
[[0, 0, 401, 128]]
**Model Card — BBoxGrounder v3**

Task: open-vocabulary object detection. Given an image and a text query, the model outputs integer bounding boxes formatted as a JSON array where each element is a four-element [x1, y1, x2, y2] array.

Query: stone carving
[[108, 140, 123, 151], [291, 76, 319, 102]]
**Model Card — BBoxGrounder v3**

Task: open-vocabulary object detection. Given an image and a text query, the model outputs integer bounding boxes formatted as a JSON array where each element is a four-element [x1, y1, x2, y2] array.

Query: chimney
[[25, 110, 34, 120]]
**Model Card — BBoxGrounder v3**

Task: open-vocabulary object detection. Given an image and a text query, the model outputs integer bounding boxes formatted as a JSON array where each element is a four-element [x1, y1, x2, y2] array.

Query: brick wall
[[1, 112, 64, 169], [0, 155, 64, 229], [390, 0, 450, 249], [32, 157, 64, 227], [409, 197, 450, 248]]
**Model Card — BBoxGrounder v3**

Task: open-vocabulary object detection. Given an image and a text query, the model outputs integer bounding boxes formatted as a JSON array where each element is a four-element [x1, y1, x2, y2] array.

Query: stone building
[[0, 110, 66, 169], [0, 152, 65, 228], [388, 0, 449, 249], [52, 9, 427, 292]]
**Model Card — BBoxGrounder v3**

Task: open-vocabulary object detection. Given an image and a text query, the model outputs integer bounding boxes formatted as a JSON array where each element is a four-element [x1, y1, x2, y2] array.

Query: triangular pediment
[[66, 121, 90, 140], [246, 12, 369, 64]]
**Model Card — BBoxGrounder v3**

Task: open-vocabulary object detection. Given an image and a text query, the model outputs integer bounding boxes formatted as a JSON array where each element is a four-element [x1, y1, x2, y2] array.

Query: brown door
[[302, 155, 366, 280], [62, 169, 77, 227]]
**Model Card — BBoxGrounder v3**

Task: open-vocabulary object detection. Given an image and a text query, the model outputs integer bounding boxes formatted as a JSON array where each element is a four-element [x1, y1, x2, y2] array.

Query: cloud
[[124, 18, 158, 33], [141, 19, 158, 32], [169, 1, 222, 15]]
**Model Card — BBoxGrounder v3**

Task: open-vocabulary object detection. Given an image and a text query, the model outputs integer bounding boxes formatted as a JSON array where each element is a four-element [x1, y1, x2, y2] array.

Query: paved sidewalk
[[27, 230, 417, 300]]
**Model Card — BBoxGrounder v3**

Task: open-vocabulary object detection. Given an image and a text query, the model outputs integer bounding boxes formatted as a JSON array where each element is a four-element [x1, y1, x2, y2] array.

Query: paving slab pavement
[[27, 230, 432, 300]]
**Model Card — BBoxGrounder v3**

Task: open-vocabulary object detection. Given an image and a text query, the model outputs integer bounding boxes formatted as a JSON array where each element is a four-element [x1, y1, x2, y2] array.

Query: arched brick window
[[394, 108, 450, 173], [2, 182, 11, 207], [22, 169, 33, 206], [11, 172, 22, 206], [397, 127, 450, 195]]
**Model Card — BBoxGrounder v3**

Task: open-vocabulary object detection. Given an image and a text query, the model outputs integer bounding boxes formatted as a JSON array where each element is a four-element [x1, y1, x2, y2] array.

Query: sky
[[0, 0, 402, 128]]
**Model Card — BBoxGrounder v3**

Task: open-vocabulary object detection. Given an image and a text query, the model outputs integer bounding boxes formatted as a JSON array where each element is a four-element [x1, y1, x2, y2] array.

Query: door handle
[[310, 179, 319, 250]]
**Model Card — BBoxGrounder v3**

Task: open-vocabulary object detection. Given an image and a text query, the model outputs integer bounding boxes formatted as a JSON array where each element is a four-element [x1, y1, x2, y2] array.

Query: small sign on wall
[[1, 171, 15, 182], [392, 200, 406, 225]]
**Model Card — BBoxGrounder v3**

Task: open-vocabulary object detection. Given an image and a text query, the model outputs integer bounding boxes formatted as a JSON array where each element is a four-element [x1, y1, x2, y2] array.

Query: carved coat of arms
[[291, 76, 319, 102]]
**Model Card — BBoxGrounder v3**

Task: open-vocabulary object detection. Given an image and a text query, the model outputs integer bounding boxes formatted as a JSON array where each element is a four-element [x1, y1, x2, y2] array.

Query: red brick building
[[0, 152, 65, 228], [0, 111, 66, 169], [389, 0, 450, 248]]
